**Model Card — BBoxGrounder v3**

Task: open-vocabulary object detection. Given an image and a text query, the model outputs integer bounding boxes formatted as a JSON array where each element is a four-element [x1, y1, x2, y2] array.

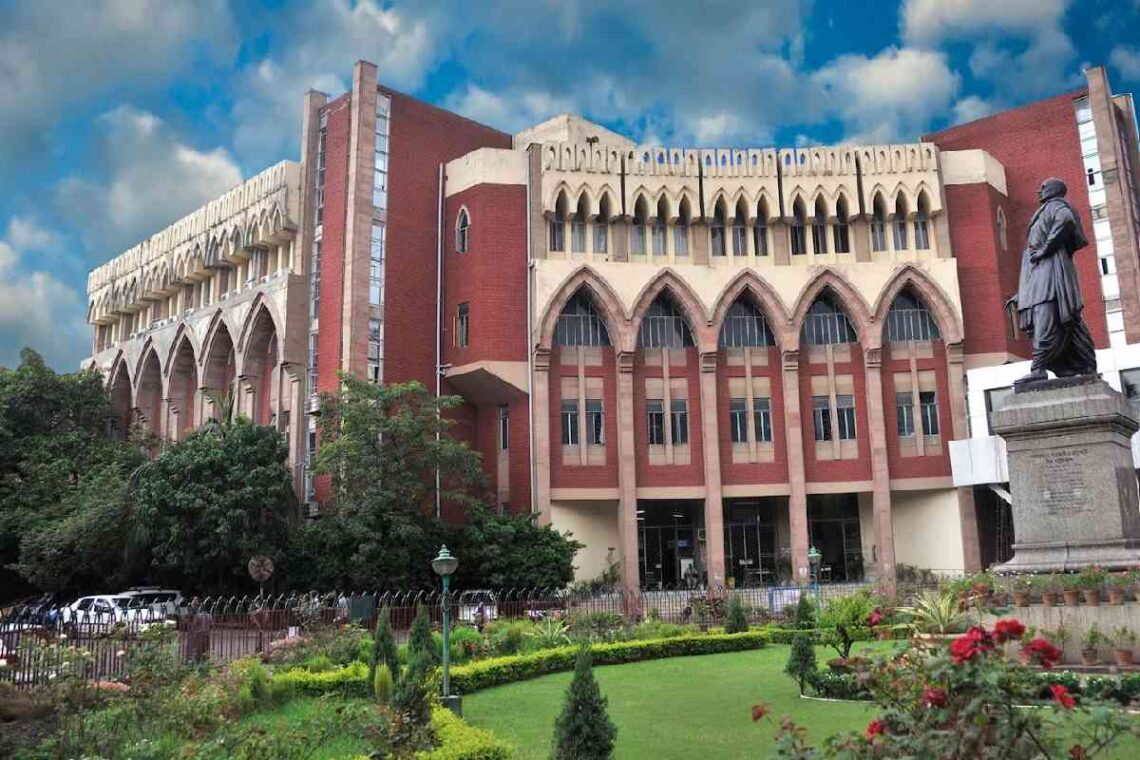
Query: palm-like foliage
[[901, 589, 969, 634]]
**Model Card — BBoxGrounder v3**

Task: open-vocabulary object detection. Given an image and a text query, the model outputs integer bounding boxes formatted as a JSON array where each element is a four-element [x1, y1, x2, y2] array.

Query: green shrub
[[630, 619, 693, 640], [1120, 672, 1140, 698], [793, 594, 816, 629], [302, 655, 334, 673], [808, 671, 869, 700], [374, 664, 394, 705], [228, 657, 272, 713], [552, 647, 616, 760], [159, 673, 229, 735], [372, 607, 400, 684], [486, 620, 535, 655], [394, 650, 434, 726], [784, 633, 816, 695], [450, 631, 769, 693], [270, 661, 370, 699], [409, 606, 440, 666], [416, 706, 513, 759], [448, 626, 486, 663], [723, 595, 749, 634], [567, 611, 627, 643]]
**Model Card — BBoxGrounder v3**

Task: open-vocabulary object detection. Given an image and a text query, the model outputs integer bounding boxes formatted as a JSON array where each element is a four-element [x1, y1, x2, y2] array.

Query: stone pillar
[[698, 350, 726, 588], [781, 349, 809, 581], [238, 375, 257, 420], [532, 348, 553, 525], [616, 350, 641, 595], [862, 346, 897, 592], [946, 341, 982, 571], [692, 222, 710, 265], [772, 223, 791, 265], [851, 218, 871, 262]]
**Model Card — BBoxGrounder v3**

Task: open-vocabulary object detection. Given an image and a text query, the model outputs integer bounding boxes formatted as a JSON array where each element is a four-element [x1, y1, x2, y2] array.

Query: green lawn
[[234, 697, 374, 759]]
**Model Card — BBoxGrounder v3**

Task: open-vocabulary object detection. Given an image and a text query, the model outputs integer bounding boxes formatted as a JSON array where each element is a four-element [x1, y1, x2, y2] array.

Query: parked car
[[457, 590, 498, 625], [118, 588, 186, 618], [59, 595, 134, 633]]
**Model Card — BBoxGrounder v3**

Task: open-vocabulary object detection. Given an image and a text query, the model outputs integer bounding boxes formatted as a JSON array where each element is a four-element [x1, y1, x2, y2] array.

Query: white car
[[456, 590, 498, 625], [59, 595, 134, 633], [118, 588, 185, 619]]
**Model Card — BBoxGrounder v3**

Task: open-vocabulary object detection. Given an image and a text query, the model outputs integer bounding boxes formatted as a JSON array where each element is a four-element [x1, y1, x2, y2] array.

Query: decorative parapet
[[86, 161, 301, 318]]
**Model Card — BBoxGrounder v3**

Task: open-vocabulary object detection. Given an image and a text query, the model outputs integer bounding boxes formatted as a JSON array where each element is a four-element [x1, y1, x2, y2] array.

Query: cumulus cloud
[[231, 0, 441, 165], [901, 0, 1071, 45], [0, 218, 87, 370], [58, 107, 243, 257], [813, 47, 960, 143], [0, 0, 236, 173], [445, 85, 574, 134], [952, 95, 997, 125], [1111, 46, 1140, 81]]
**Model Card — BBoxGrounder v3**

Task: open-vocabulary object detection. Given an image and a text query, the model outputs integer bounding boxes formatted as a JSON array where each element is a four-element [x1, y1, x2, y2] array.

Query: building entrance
[[807, 494, 865, 582], [637, 500, 704, 589], [723, 499, 779, 587]]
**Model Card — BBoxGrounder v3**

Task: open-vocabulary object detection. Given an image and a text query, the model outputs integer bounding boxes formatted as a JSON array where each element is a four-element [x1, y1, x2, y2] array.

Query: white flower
[[115, 650, 126, 658]]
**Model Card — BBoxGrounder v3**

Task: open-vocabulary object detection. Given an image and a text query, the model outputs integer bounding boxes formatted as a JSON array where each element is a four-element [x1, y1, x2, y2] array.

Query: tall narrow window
[[670, 399, 689, 445], [561, 401, 579, 445], [373, 96, 390, 209], [836, 395, 857, 440], [812, 198, 828, 255], [812, 396, 832, 441], [571, 195, 587, 253], [367, 318, 382, 383], [729, 399, 747, 443], [499, 405, 509, 449], [914, 193, 931, 250], [711, 201, 727, 256], [833, 198, 850, 253], [997, 207, 1008, 251], [674, 198, 690, 256], [920, 391, 939, 435], [550, 194, 567, 252], [594, 196, 610, 253], [456, 209, 470, 253], [586, 399, 604, 445], [631, 196, 648, 256], [555, 292, 611, 346], [753, 398, 772, 442], [369, 224, 385, 306], [653, 197, 668, 256], [733, 200, 748, 256], [647, 400, 665, 445], [802, 295, 857, 345], [893, 195, 909, 250], [871, 195, 888, 252], [638, 294, 694, 348], [754, 201, 769, 256], [456, 303, 469, 348], [790, 199, 807, 255], [896, 392, 915, 437]]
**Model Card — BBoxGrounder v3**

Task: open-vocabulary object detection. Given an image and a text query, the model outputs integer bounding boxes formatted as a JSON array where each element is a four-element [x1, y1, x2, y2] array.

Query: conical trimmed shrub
[[785, 632, 817, 695], [371, 606, 399, 686], [407, 604, 439, 666], [723, 594, 749, 633], [553, 646, 617, 759]]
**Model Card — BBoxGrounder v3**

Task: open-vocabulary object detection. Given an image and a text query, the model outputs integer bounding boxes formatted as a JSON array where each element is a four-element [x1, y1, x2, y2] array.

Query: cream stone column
[[946, 341, 982, 571], [698, 350, 726, 588], [781, 349, 810, 581], [615, 350, 641, 595], [862, 346, 897, 593], [532, 348, 553, 526]]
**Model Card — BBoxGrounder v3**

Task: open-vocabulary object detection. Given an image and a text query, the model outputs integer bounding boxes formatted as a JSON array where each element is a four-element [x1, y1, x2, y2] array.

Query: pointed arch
[[790, 195, 808, 256], [872, 265, 962, 345], [241, 303, 281, 426], [107, 353, 132, 440], [595, 185, 618, 221], [710, 196, 728, 256], [812, 195, 829, 255], [870, 191, 889, 252], [135, 346, 163, 436], [631, 269, 710, 348], [538, 266, 627, 351], [201, 315, 237, 404], [732, 196, 749, 256], [914, 190, 932, 250], [166, 335, 199, 439], [792, 268, 874, 341], [834, 194, 852, 253], [550, 189, 569, 251], [162, 322, 200, 375], [712, 269, 792, 349], [456, 206, 471, 253], [630, 193, 649, 255]]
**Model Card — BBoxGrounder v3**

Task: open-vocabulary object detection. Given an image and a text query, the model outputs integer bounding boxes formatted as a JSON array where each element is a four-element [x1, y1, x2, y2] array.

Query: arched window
[[754, 200, 769, 256], [733, 199, 748, 256], [871, 194, 888, 252], [885, 291, 940, 342], [833, 197, 850, 253], [555, 291, 611, 346], [638, 293, 695, 348], [720, 298, 774, 347], [812, 198, 828, 255], [653, 197, 668, 256], [456, 209, 470, 253], [914, 193, 930, 250], [550, 193, 567, 252], [594, 194, 610, 253], [631, 196, 648, 256], [711, 200, 727, 256], [790, 199, 807, 255], [802, 294, 857, 345], [571, 195, 588, 253], [674, 198, 691, 257], [893, 194, 909, 250], [997, 207, 1008, 251]]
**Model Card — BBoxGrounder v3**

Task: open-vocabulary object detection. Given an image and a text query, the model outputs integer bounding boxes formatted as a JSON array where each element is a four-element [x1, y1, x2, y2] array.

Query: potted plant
[[1076, 566, 1107, 606], [1061, 574, 1082, 607], [1080, 624, 1106, 666], [1011, 576, 1033, 608], [1038, 574, 1061, 607], [899, 589, 968, 644], [1111, 626, 1136, 668], [1108, 572, 1132, 605]]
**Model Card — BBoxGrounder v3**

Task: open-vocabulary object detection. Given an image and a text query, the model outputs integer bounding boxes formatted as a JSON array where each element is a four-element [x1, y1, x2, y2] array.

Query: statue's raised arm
[[1013, 177, 1097, 386]]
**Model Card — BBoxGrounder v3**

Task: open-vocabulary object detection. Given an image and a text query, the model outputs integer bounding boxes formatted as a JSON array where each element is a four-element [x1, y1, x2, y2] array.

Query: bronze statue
[[1012, 177, 1097, 385]]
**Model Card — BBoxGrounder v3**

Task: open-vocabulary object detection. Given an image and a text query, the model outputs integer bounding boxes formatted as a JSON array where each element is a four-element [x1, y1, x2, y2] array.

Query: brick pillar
[[946, 341, 982, 571], [862, 346, 897, 593], [781, 349, 809, 581], [698, 350, 726, 588], [616, 350, 641, 595], [532, 348, 553, 525]]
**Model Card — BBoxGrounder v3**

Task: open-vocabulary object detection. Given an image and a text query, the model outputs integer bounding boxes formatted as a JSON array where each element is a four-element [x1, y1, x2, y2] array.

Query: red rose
[[993, 618, 1026, 643], [751, 702, 770, 722], [950, 626, 994, 664], [865, 719, 886, 740], [867, 608, 884, 627], [1051, 684, 1076, 709], [922, 687, 948, 708], [1022, 638, 1063, 669], [1069, 744, 1086, 759]]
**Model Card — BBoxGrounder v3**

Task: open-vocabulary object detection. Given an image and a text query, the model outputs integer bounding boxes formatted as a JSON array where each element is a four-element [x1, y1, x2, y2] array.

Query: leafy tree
[[131, 419, 295, 592], [406, 605, 439, 666], [553, 646, 617, 760], [453, 508, 582, 589], [784, 633, 818, 695], [818, 590, 875, 661], [723, 594, 749, 634], [371, 606, 399, 685]]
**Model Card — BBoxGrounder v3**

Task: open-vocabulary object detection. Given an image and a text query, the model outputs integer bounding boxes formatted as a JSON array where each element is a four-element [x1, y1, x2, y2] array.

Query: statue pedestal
[[992, 377, 1140, 573]]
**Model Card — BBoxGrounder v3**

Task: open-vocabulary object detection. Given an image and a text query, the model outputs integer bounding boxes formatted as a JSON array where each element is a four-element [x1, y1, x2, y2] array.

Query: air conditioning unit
[[305, 395, 321, 414]]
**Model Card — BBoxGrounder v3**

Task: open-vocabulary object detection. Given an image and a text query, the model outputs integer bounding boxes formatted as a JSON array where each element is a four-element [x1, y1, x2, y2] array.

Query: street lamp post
[[807, 546, 822, 604], [431, 545, 461, 715]]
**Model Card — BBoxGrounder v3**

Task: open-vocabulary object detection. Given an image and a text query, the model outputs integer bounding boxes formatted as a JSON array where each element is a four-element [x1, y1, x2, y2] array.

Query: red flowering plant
[[762, 618, 1138, 759]]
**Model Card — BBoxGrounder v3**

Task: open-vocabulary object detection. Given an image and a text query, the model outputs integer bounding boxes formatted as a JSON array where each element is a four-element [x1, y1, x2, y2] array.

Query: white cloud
[[813, 47, 960, 143], [58, 107, 243, 256], [1111, 46, 1140, 81], [0, 0, 235, 172], [952, 96, 997, 125], [231, 0, 441, 165], [0, 218, 87, 370], [902, 0, 1070, 45], [445, 85, 574, 134]]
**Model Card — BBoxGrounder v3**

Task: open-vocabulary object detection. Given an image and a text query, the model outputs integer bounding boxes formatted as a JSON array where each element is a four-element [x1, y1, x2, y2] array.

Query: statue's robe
[[1016, 196, 1097, 377]]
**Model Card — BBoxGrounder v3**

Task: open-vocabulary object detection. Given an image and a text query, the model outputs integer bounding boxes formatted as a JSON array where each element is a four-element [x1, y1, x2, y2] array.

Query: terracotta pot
[[1080, 648, 1100, 666], [1114, 648, 1134, 668], [1063, 589, 1082, 607], [957, 591, 970, 611], [1082, 589, 1101, 606], [1013, 590, 1031, 607], [985, 592, 1007, 608], [828, 658, 851, 674], [1108, 588, 1126, 605], [1041, 591, 1059, 607]]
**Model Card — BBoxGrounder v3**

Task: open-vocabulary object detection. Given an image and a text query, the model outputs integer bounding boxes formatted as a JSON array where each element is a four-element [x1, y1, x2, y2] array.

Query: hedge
[[450, 631, 769, 693], [270, 660, 370, 698], [414, 707, 514, 760], [760, 625, 885, 645]]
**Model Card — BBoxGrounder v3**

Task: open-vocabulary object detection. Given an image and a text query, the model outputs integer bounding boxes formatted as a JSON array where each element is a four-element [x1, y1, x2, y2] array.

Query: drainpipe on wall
[[526, 153, 537, 517], [435, 162, 444, 520]]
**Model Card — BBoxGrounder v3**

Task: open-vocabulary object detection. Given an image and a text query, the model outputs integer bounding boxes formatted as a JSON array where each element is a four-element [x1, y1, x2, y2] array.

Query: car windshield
[[110, 597, 131, 609]]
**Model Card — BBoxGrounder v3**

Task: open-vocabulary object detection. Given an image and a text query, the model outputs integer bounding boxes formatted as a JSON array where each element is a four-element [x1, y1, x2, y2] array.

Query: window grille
[[670, 399, 689, 444], [561, 401, 579, 445], [896, 392, 915, 437], [586, 399, 604, 445], [920, 391, 939, 435], [555, 293, 611, 346], [638, 296, 694, 348], [812, 396, 832, 441], [647, 400, 665, 445], [885, 292, 940, 341], [802, 298, 856, 345], [836, 395, 857, 440], [729, 399, 747, 443], [720, 299, 774, 347]]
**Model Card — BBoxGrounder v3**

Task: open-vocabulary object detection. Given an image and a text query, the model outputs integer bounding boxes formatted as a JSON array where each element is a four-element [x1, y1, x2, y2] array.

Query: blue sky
[[0, 0, 1138, 370]]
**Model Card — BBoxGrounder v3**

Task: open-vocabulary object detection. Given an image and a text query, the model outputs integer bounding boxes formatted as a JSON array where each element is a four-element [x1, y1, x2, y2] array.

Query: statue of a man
[[1014, 177, 1098, 385]]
